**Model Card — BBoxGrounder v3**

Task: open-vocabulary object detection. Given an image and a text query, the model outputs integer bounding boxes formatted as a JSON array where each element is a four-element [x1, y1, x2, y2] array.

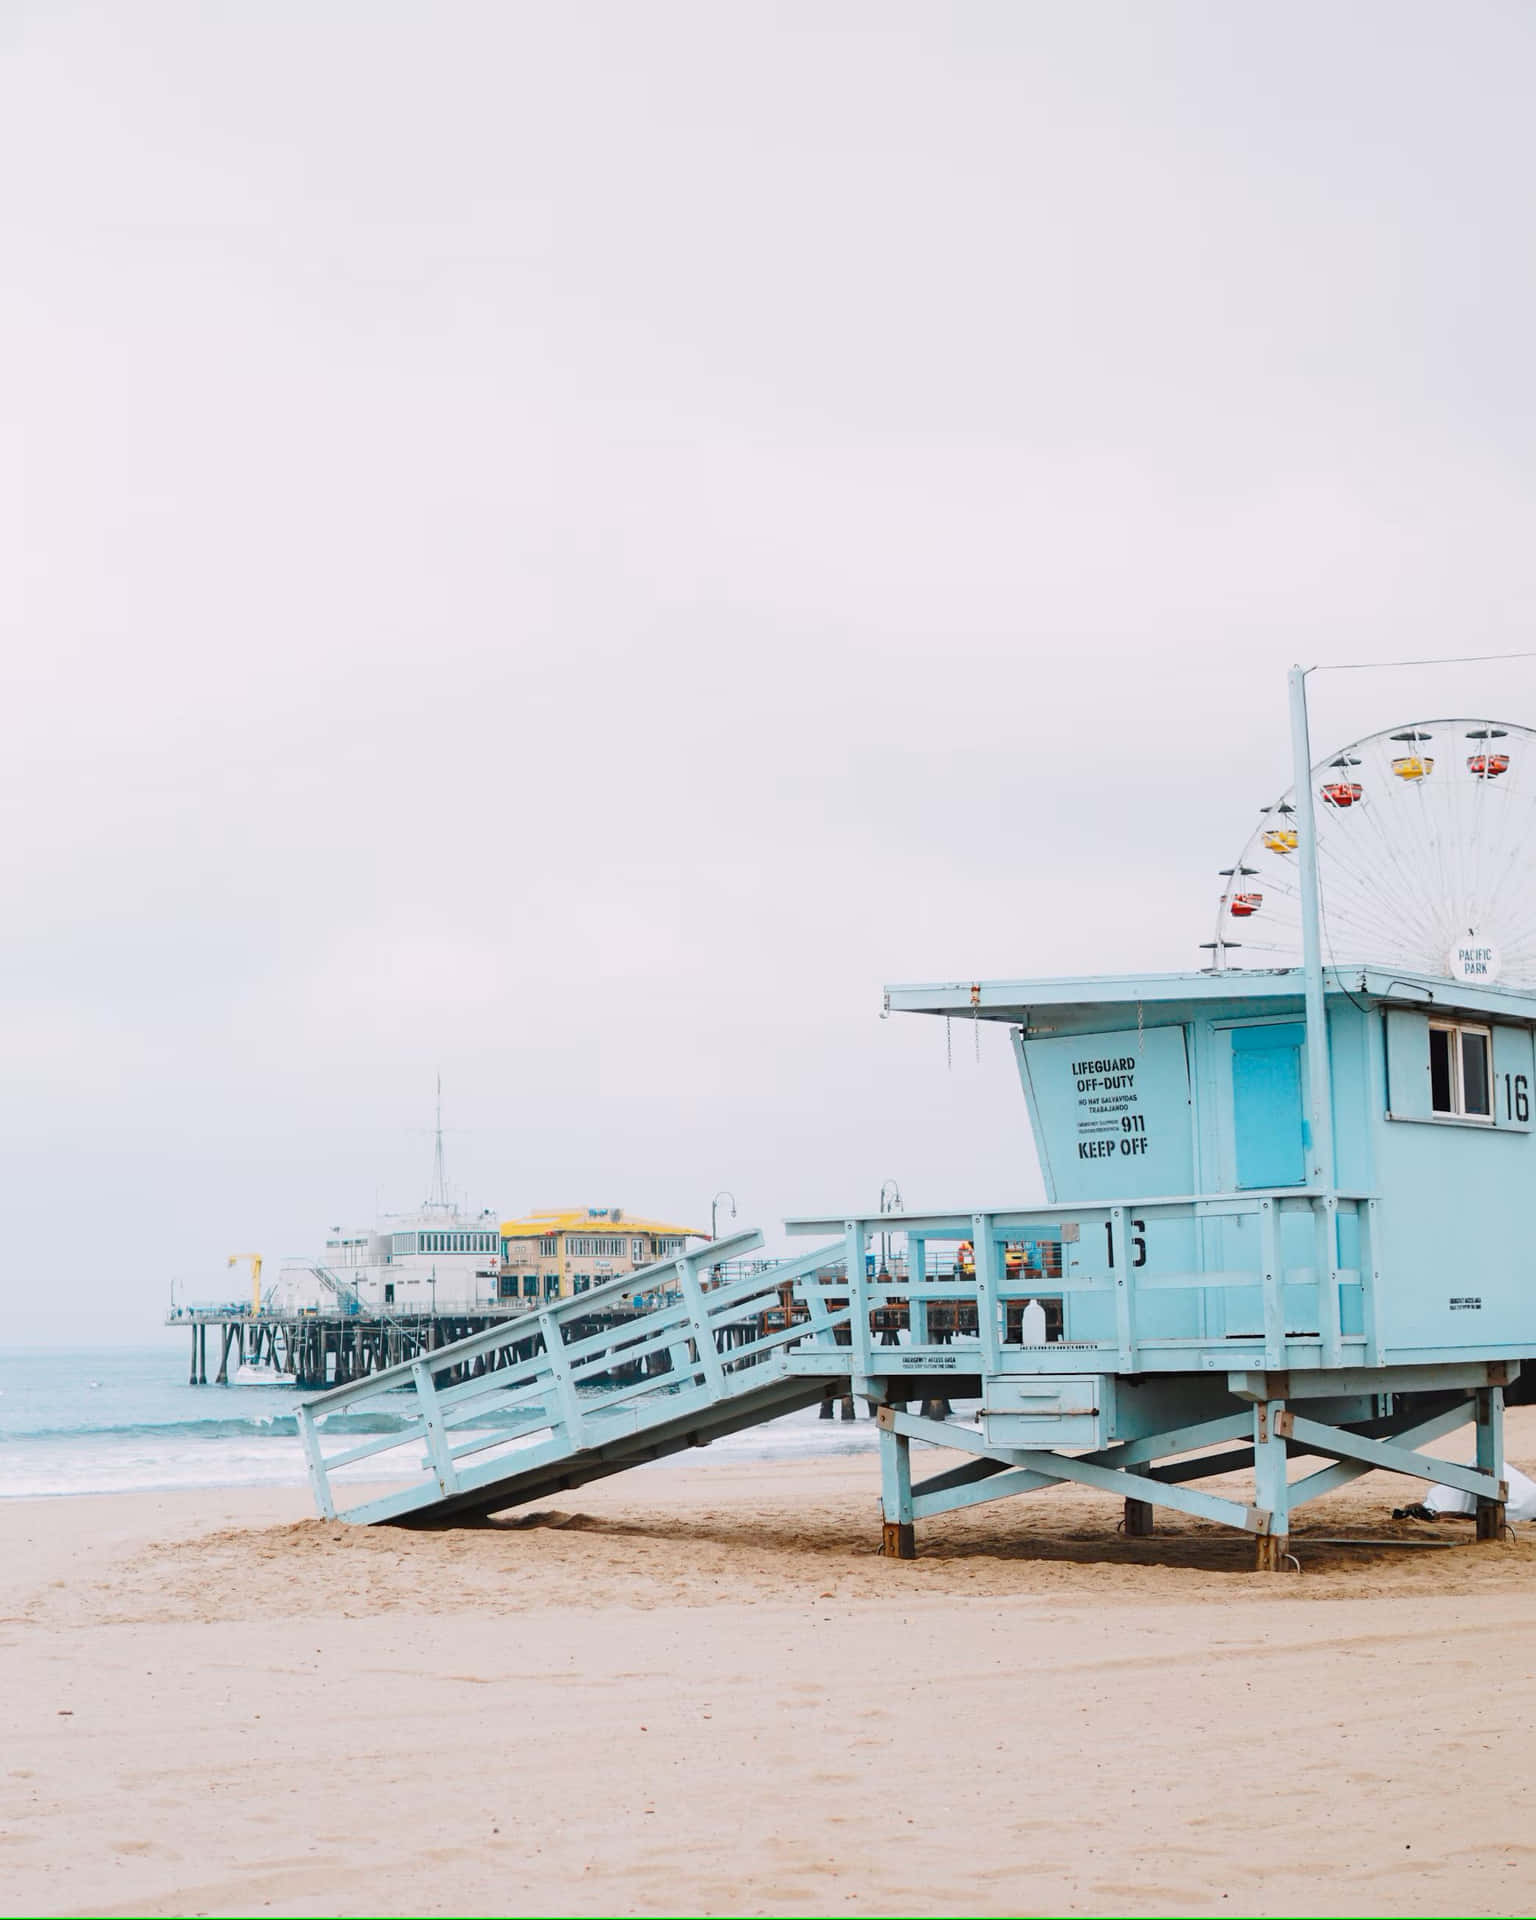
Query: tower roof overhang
[[884, 966, 1536, 1033]]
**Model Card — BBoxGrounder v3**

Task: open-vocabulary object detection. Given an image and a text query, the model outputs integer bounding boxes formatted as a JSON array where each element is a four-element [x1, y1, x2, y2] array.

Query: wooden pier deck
[[167, 1302, 658, 1392], [164, 1272, 829, 1394]]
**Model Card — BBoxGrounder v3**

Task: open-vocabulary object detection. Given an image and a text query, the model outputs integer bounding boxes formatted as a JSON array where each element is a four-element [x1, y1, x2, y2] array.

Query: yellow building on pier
[[498, 1208, 704, 1303]]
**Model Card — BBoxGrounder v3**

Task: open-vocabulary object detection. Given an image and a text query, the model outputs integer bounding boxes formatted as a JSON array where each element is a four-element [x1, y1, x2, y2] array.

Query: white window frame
[[1429, 1019, 1494, 1122]]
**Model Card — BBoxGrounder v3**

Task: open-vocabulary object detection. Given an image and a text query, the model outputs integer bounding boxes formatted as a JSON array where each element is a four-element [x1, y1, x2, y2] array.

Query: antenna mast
[[428, 1073, 450, 1211]]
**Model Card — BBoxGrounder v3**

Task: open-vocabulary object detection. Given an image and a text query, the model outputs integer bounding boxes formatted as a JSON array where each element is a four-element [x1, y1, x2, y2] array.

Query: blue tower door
[[1231, 1023, 1307, 1189]]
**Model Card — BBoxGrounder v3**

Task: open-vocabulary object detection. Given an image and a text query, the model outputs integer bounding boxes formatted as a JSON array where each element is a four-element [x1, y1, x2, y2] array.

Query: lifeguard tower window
[[1429, 1021, 1492, 1120]]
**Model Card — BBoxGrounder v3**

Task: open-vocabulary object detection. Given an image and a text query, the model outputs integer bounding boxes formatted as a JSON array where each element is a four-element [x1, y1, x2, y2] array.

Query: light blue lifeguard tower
[[298, 673, 1535, 1569]]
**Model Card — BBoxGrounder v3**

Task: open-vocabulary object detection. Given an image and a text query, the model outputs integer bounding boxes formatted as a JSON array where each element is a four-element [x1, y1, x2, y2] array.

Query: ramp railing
[[297, 1229, 852, 1523]]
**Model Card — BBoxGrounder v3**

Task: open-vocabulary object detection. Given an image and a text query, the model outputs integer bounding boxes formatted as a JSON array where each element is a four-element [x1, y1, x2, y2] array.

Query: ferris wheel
[[1212, 718, 1536, 990]]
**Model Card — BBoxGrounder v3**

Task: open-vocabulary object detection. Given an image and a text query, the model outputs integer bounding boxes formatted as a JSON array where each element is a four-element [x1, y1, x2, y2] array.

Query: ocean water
[[0, 1345, 878, 1501]]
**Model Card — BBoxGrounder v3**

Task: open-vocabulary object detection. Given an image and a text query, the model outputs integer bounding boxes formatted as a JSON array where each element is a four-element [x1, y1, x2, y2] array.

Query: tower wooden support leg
[[1124, 1498, 1155, 1537], [879, 1417, 916, 1559], [1475, 1385, 1507, 1541], [1254, 1531, 1289, 1573], [1253, 1397, 1290, 1572]]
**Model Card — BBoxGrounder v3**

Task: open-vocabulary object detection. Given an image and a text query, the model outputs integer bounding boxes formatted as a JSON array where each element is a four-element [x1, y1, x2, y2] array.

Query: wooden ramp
[[296, 1231, 855, 1525]]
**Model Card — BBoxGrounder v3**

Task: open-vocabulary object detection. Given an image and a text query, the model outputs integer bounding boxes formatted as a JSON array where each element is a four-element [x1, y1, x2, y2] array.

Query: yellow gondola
[[1262, 827, 1299, 853], [1392, 754, 1434, 780]]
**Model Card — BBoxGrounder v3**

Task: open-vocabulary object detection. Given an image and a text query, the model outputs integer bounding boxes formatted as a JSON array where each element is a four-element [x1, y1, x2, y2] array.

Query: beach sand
[[4, 1410, 1536, 1917]]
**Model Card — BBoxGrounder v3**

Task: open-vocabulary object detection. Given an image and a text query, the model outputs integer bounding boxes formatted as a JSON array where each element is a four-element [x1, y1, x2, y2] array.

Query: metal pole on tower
[[1288, 664, 1335, 1191]]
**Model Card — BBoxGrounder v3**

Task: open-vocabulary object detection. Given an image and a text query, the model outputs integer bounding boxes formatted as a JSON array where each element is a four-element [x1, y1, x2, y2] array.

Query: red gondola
[[1229, 892, 1263, 917], [1321, 781, 1363, 807], [1469, 753, 1510, 778]]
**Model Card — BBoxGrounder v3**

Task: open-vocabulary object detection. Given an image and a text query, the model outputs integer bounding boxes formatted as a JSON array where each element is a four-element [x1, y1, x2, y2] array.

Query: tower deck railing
[[787, 1187, 1380, 1377]]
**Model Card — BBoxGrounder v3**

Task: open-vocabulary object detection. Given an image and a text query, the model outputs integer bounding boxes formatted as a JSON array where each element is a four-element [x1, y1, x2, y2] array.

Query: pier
[[168, 1305, 542, 1391], [166, 1258, 875, 1393]]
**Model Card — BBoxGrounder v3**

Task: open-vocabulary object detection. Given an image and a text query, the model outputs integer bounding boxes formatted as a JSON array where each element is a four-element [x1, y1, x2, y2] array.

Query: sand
[[4, 1411, 1536, 1917]]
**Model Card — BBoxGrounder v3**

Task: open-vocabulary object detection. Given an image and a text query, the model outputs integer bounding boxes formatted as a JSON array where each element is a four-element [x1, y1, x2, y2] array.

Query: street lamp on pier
[[710, 1190, 737, 1289], [879, 1179, 903, 1276]]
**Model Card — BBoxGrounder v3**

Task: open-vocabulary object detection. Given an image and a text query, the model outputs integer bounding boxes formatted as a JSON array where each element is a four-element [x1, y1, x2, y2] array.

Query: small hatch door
[[1230, 1022, 1307, 1189]]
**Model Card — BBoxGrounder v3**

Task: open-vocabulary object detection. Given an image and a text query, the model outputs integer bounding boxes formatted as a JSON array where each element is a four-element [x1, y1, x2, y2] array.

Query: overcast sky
[[7, 2, 1536, 1342]]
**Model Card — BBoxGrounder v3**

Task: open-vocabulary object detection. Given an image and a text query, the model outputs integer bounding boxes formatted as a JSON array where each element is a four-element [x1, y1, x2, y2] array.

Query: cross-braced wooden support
[[875, 1403, 1263, 1548], [874, 1381, 1508, 1571]]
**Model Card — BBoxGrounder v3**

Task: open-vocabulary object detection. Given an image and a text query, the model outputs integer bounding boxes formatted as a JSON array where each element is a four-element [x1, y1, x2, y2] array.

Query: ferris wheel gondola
[[1212, 717, 1536, 989]]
